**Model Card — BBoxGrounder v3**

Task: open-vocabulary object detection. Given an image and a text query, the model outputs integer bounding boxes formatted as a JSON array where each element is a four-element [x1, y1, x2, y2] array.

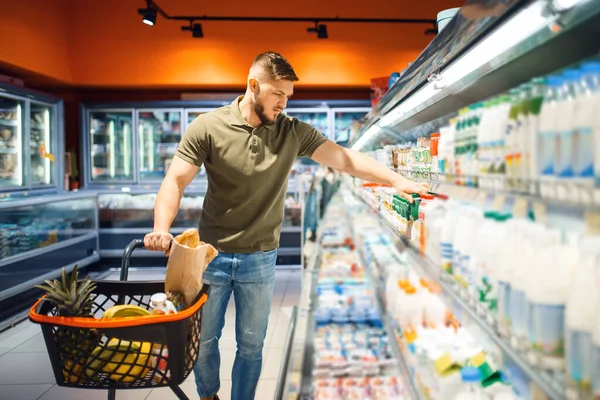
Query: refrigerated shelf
[[352, 187, 565, 400]]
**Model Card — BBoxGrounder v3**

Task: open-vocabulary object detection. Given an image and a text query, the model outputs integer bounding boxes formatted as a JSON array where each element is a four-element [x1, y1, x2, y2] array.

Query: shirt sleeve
[[175, 116, 209, 167], [295, 120, 328, 158]]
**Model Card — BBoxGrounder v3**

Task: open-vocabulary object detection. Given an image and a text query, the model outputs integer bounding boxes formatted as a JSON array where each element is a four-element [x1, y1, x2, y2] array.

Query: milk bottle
[[505, 88, 522, 191], [565, 238, 600, 394], [509, 221, 539, 348], [538, 76, 563, 198], [526, 77, 546, 194], [440, 200, 460, 275], [573, 61, 600, 204], [527, 233, 575, 371], [497, 219, 520, 338], [555, 69, 579, 201]]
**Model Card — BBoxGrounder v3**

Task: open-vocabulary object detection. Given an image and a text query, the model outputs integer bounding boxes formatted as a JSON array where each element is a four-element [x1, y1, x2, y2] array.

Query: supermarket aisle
[[0, 268, 302, 400]]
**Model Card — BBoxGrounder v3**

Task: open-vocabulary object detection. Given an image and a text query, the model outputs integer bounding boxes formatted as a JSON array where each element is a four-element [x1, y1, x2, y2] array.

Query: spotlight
[[138, 7, 157, 26], [181, 22, 204, 38], [307, 22, 328, 39]]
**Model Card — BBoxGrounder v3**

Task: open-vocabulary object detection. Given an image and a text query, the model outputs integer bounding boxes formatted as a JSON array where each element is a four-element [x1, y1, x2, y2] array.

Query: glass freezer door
[[89, 111, 134, 182], [138, 110, 183, 181], [0, 96, 24, 189], [30, 103, 55, 186], [333, 109, 370, 146], [285, 110, 330, 139]]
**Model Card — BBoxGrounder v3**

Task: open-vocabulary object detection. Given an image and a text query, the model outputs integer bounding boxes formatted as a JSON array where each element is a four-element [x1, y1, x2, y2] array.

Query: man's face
[[252, 79, 294, 126]]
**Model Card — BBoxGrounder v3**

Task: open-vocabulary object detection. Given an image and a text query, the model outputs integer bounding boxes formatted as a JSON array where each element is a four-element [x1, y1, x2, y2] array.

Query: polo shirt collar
[[230, 95, 275, 131]]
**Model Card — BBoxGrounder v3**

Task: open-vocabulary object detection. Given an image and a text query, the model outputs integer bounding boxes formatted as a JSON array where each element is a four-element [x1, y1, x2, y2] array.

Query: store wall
[[67, 0, 452, 88], [0, 0, 73, 83], [1, 0, 459, 89]]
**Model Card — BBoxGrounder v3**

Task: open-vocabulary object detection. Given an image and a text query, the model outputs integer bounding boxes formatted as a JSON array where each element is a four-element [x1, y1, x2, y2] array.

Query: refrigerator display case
[[0, 83, 63, 196], [138, 109, 183, 181], [331, 1, 600, 400], [30, 102, 56, 187], [0, 192, 99, 303], [0, 96, 24, 190], [332, 108, 371, 145], [81, 100, 371, 190], [88, 110, 134, 183], [96, 191, 303, 265]]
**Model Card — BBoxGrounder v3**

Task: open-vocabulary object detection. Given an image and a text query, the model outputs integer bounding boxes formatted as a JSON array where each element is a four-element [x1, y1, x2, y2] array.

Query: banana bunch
[[102, 304, 150, 318], [85, 338, 152, 382]]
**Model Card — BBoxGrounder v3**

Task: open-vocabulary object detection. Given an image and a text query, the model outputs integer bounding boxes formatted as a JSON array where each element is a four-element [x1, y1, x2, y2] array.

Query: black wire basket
[[29, 239, 210, 400]]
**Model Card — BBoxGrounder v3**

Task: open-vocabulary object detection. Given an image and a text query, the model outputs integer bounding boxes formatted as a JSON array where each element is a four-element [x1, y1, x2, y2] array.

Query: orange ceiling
[[1, 0, 461, 88]]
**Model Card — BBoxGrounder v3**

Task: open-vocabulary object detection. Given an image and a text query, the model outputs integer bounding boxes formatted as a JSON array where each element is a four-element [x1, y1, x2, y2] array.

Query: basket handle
[[120, 239, 145, 282]]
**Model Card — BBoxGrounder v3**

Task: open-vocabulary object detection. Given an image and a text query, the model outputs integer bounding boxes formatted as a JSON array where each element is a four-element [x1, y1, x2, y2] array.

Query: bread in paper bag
[[165, 228, 218, 308]]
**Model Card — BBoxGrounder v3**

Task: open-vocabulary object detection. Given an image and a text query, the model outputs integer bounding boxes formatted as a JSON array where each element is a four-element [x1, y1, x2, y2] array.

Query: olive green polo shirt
[[175, 96, 328, 253]]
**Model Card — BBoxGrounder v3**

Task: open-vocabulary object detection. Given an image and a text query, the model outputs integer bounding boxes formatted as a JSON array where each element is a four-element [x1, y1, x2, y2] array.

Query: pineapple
[[35, 265, 100, 384]]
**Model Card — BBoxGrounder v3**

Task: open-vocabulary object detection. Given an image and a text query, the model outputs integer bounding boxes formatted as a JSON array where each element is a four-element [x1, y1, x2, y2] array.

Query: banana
[[102, 305, 150, 318], [85, 339, 152, 382]]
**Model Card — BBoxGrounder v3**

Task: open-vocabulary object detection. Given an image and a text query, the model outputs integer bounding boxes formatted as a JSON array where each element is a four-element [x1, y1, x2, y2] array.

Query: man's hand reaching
[[392, 175, 430, 203]]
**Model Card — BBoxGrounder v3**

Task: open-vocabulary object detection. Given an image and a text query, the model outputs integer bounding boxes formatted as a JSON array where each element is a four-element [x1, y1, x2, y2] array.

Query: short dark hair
[[252, 51, 299, 82]]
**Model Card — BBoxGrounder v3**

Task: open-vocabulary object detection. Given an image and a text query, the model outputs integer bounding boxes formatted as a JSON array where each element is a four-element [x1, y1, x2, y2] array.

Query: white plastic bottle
[[592, 292, 600, 399], [509, 221, 538, 348], [526, 77, 546, 194], [538, 76, 563, 198], [527, 235, 576, 371], [555, 69, 580, 201], [573, 62, 600, 204], [497, 219, 520, 338], [565, 237, 600, 394], [454, 367, 486, 400], [482, 213, 511, 318], [440, 200, 460, 275]]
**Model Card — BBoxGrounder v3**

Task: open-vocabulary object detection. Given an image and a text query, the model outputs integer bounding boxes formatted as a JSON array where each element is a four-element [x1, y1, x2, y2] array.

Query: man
[[144, 51, 428, 400]]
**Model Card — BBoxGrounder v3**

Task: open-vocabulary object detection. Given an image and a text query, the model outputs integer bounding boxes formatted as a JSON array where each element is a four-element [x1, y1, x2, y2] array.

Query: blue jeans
[[193, 249, 277, 399]]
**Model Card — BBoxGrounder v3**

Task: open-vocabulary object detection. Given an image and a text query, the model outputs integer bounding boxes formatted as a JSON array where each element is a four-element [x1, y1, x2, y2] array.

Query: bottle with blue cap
[[554, 69, 580, 200], [572, 61, 600, 203], [537, 75, 563, 198], [454, 367, 486, 400]]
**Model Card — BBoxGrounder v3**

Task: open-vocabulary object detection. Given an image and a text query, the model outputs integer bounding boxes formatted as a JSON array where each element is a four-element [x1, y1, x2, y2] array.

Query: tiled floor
[[0, 268, 302, 400]]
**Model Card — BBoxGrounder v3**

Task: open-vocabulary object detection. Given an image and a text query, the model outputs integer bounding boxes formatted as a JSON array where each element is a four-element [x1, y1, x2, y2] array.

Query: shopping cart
[[29, 239, 210, 400]]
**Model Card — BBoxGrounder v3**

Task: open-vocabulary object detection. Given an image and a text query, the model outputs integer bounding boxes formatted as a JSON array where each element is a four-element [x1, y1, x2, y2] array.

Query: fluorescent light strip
[[44, 109, 50, 184], [108, 120, 116, 178], [148, 123, 154, 174], [351, 124, 381, 150], [441, 1, 549, 89], [123, 122, 130, 177], [379, 0, 550, 130], [139, 123, 145, 173], [16, 105, 22, 186]]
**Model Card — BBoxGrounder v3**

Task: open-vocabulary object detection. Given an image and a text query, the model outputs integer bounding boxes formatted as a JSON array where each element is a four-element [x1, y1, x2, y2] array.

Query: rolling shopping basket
[[29, 239, 210, 400]]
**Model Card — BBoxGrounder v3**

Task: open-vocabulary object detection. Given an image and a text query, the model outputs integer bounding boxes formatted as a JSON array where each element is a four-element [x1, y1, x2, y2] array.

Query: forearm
[[343, 149, 404, 186], [153, 178, 184, 232]]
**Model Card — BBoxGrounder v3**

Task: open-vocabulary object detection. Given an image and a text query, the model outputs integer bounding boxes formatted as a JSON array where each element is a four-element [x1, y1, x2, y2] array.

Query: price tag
[[512, 197, 528, 219], [492, 194, 506, 212], [585, 211, 600, 236], [532, 202, 547, 225]]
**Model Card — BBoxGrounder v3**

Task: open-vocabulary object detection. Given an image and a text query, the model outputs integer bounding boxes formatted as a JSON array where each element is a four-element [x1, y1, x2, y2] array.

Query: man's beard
[[254, 93, 276, 126]]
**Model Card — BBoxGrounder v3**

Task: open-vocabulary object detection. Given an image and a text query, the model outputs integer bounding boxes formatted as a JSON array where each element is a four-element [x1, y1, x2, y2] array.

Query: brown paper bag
[[165, 228, 218, 308]]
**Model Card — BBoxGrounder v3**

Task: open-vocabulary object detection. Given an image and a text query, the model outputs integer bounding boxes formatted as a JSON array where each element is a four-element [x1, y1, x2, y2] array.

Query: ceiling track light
[[139, 0, 438, 38], [181, 21, 204, 38], [307, 22, 328, 39], [137, 0, 157, 26]]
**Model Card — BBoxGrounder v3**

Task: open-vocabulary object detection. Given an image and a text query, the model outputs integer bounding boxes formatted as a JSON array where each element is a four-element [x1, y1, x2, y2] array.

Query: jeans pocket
[[260, 248, 277, 254]]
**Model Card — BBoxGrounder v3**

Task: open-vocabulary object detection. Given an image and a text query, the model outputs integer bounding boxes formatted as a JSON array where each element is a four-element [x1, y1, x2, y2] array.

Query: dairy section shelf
[[351, 184, 565, 400]]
